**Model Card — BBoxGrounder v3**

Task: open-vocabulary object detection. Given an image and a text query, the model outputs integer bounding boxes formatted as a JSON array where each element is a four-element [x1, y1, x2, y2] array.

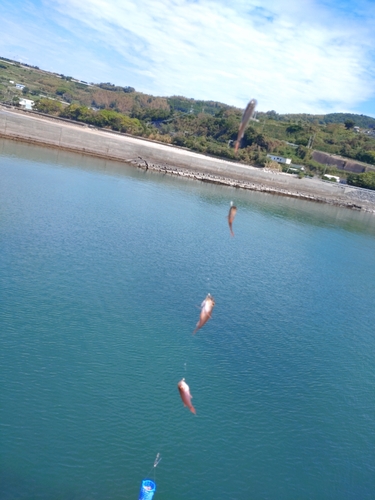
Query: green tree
[[347, 171, 375, 190], [286, 124, 303, 134], [296, 145, 311, 160], [60, 103, 82, 120], [355, 150, 375, 165], [56, 86, 70, 96], [344, 119, 355, 129], [60, 105, 143, 135], [34, 98, 63, 114]]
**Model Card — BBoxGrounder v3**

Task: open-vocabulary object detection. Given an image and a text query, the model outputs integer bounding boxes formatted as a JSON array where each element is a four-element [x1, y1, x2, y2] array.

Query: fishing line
[[144, 452, 162, 482], [139, 315, 198, 493]]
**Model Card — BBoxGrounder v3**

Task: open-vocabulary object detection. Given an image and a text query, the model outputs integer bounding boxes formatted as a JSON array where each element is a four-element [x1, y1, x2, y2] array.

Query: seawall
[[1, 106, 375, 212]]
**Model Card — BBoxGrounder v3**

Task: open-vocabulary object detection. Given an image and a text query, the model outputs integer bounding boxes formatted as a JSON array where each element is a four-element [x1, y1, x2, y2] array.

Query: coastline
[[1, 105, 375, 213]]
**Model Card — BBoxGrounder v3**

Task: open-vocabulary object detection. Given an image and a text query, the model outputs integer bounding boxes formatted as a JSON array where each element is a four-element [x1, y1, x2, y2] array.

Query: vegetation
[[59, 104, 144, 134], [262, 111, 375, 129], [1, 55, 375, 180], [347, 171, 375, 190], [98, 82, 135, 93], [34, 98, 63, 114], [344, 119, 355, 130], [322, 175, 338, 182], [167, 96, 230, 116]]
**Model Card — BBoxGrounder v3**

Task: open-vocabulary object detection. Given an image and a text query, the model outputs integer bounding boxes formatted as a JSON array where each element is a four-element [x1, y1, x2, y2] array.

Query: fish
[[178, 378, 196, 414], [234, 99, 257, 153], [228, 202, 237, 237], [193, 294, 215, 334]]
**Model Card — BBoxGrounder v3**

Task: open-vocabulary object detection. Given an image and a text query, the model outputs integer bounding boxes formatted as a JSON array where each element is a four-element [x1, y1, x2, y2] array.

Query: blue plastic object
[[138, 479, 156, 500]]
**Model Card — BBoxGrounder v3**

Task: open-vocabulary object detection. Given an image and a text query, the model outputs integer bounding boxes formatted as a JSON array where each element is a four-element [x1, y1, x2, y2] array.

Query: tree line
[[31, 97, 375, 190]]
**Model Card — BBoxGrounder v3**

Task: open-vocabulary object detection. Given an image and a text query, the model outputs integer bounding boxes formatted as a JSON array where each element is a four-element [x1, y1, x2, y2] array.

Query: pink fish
[[178, 378, 196, 414], [228, 203, 237, 237], [234, 99, 257, 153], [193, 294, 215, 334]]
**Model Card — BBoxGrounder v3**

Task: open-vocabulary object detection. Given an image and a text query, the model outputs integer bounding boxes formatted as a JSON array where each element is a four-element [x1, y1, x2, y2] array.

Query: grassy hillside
[[0, 57, 170, 117], [2, 55, 375, 184], [261, 110, 375, 128]]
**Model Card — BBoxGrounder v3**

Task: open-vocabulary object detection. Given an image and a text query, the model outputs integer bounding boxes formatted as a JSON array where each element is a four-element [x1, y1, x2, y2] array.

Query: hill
[[2, 54, 375, 187], [261, 110, 375, 128]]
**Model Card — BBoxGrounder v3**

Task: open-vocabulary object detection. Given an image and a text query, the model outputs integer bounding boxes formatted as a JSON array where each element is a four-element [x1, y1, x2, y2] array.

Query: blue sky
[[2, 0, 375, 116]]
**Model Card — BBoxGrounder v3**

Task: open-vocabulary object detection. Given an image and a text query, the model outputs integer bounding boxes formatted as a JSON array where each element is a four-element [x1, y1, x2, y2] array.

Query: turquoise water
[[1, 138, 374, 500]]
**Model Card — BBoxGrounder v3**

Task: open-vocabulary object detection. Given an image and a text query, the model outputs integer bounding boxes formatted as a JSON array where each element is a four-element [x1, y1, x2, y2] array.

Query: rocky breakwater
[[1, 106, 375, 213], [132, 157, 375, 213]]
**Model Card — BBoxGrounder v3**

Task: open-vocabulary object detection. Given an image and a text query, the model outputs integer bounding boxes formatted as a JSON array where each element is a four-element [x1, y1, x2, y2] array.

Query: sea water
[[0, 138, 374, 500]]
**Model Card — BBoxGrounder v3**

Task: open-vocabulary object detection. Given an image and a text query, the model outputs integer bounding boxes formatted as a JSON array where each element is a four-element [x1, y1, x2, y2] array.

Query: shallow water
[[1, 138, 375, 500]]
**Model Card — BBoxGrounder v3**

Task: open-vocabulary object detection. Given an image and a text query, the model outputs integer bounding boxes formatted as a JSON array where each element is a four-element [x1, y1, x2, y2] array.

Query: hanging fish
[[153, 453, 162, 468], [178, 378, 196, 414], [193, 294, 215, 334], [228, 201, 237, 237], [234, 99, 257, 153]]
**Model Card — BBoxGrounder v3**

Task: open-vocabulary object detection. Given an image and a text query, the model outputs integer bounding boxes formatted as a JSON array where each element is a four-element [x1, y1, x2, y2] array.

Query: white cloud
[[2, 0, 375, 114]]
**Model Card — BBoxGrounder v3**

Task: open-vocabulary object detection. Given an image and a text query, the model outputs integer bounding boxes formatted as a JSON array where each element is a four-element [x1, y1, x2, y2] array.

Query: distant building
[[323, 175, 340, 183], [19, 98, 34, 110], [267, 154, 292, 164], [290, 164, 305, 171], [15, 83, 25, 90], [9, 80, 14, 84]]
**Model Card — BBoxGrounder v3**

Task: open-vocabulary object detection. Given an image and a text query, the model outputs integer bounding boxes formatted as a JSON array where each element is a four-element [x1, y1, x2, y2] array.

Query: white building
[[19, 98, 34, 110], [267, 154, 292, 164], [15, 83, 25, 90], [323, 175, 340, 183]]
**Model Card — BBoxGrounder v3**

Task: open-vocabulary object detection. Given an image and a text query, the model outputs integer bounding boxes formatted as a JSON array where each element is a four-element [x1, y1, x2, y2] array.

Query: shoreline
[[129, 158, 368, 210], [1, 105, 375, 213]]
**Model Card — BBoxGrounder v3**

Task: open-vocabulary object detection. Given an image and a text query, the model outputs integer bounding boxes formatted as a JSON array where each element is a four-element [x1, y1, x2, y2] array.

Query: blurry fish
[[193, 294, 215, 334], [153, 453, 162, 468], [178, 378, 196, 414], [228, 201, 237, 237], [234, 99, 257, 153]]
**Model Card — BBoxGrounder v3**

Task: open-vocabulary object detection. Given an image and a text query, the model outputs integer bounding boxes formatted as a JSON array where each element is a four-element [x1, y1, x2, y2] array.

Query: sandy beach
[[1, 105, 375, 212]]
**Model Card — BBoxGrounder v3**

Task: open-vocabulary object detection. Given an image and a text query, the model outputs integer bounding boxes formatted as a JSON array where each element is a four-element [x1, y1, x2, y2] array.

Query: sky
[[2, 0, 375, 116]]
